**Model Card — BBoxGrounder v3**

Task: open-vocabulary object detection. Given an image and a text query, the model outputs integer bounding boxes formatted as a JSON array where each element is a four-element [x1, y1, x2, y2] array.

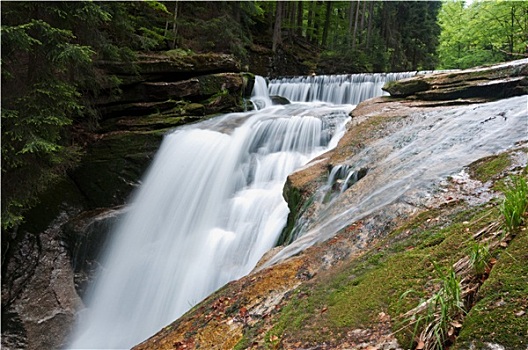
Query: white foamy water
[[263, 95, 528, 267], [67, 70, 509, 349], [268, 72, 417, 104], [68, 77, 354, 349]]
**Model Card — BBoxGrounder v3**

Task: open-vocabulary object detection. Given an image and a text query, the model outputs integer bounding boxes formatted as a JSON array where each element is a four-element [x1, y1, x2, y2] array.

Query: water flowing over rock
[[132, 60, 527, 350], [67, 99, 351, 349], [268, 72, 418, 104], [1, 52, 251, 350], [3, 59, 526, 350]]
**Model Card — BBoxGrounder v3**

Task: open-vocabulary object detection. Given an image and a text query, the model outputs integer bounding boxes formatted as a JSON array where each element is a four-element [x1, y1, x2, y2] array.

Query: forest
[[2, 0, 528, 234]]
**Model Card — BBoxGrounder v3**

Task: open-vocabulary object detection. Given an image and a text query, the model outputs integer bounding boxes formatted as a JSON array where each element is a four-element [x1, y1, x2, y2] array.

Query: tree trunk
[[232, 1, 241, 23], [366, 1, 374, 51], [352, 0, 360, 50], [288, 1, 295, 40], [297, 1, 303, 37], [359, 0, 367, 46], [322, 1, 332, 47], [510, 4, 515, 57], [171, 1, 179, 49], [313, 1, 322, 45], [272, 1, 283, 52], [307, 0, 315, 42], [348, 1, 355, 46]]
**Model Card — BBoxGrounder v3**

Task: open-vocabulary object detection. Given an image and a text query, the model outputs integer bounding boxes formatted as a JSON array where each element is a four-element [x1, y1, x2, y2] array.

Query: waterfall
[[69, 75, 368, 349], [268, 72, 417, 104]]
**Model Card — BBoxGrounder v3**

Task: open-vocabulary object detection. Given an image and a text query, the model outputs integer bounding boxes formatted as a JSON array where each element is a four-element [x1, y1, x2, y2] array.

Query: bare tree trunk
[[351, 0, 360, 50], [348, 1, 355, 46], [288, 1, 295, 40], [232, 1, 241, 23], [322, 1, 332, 47], [313, 1, 321, 45], [297, 1, 303, 37], [307, 0, 315, 42], [171, 1, 179, 49], [366, 1, 374, 51], [359, 0, 367, 46], [272, 1, 283, 52]]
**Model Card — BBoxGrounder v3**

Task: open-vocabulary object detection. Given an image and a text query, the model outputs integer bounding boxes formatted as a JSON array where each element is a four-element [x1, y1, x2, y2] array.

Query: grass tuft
[[467, 241, 491, 276], [500, 175, 528, 234]]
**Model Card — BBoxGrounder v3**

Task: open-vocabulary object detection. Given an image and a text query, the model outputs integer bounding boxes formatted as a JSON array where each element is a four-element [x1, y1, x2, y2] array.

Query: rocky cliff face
[[1, 52, 252, 350], [133, 60, 527, 350]]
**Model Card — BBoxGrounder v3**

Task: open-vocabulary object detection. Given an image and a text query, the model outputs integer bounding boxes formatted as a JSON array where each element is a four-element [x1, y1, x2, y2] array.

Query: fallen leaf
[[416, 340, 425, 349], [515, 310, 525, 317], [239, 307, 248, 317], [448, 327, 455, 337], [451, 320, 463, 328], [500, 241, 508, 247]]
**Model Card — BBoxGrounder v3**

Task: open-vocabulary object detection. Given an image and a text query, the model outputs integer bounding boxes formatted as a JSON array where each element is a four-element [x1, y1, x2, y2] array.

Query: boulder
[[270, 95, 291, 105], [70, 130, 166, 209], [382, 58, 528, 100]]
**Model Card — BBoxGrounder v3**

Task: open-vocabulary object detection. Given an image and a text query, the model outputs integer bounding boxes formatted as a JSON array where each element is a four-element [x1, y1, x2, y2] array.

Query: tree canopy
[[437, 0, 528, 69]]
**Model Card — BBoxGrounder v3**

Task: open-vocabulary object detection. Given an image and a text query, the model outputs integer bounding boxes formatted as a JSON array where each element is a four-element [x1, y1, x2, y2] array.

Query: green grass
[[468, 241, 491, 276], [500, 176, 528, 234], [402, 264, 465, 350]]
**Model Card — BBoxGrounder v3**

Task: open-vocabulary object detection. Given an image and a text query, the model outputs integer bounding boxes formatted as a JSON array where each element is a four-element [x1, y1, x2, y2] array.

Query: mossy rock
[[382, 78, 430, 97], [454, 230, 528, 349], [270, 95, 291, 105], [468, 153, 512, 183], [198, 73, 244, 97], [70, 130, 166, 209], [96, 52, 241, 77]]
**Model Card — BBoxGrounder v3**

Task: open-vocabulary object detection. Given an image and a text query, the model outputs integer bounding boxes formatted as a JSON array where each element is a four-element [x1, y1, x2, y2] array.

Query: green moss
[[468, 153, 511, 183], [382, 78, 430, 97], [454, 231, 528, 349], [267, 203, 502, 348], [277, 183, 303, 246], [71, 130, 166, 208]]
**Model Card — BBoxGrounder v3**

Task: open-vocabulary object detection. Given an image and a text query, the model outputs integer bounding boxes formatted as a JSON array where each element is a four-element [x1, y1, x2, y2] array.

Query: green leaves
[[437, 0, 528, 69]]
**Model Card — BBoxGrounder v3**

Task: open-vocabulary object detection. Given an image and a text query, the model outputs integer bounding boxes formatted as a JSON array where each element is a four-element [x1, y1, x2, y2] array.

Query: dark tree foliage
[[1, 2, 168, 230], [1, 0, 444, 232], [282, 0, 442, 72]]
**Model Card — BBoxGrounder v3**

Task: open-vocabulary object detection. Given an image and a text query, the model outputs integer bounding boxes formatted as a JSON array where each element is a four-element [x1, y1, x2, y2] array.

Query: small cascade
[[251, 75, 272, 110], [324, 165, 369, 203], [268, 72, 417, 104]]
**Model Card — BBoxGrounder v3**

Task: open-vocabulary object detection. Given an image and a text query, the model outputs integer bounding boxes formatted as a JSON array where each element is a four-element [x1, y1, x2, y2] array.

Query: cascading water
[[68, 74, 375, 349], [268, 72, 418, 104], [263, 95, 528, 267]]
